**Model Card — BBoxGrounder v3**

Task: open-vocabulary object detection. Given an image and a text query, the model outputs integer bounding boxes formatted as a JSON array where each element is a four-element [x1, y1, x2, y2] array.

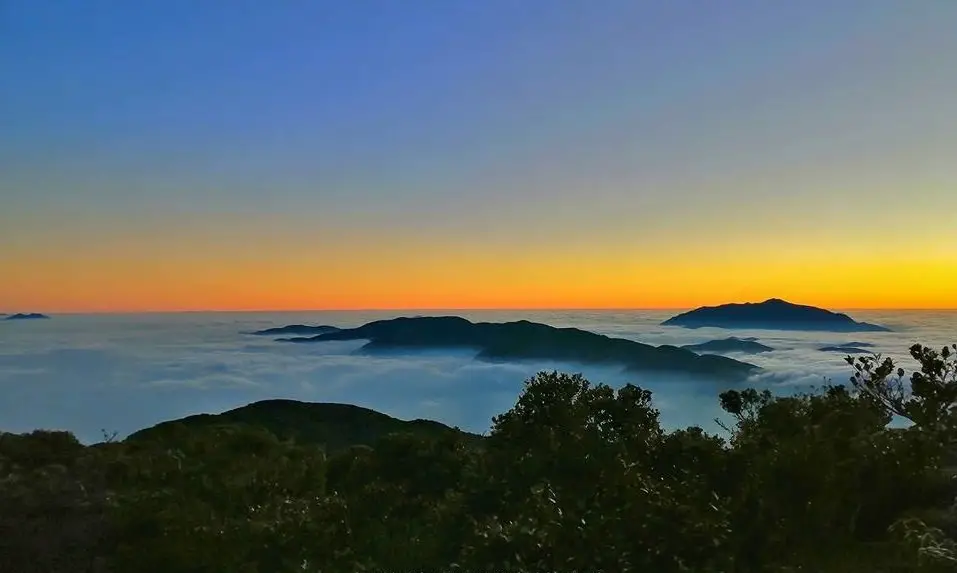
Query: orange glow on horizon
[[5, 209, 955, 314], [6, 252, 956, 313]]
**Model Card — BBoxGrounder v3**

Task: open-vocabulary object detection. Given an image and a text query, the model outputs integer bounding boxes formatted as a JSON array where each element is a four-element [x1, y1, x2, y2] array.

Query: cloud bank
[[0, 310, 948, 443]]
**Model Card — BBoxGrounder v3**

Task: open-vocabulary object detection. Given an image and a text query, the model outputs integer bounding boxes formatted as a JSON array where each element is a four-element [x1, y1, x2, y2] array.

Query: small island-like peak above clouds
[[247, 324, 340, 336], [4, 313, 51, 321], [661, 299, 890, 332], [681, 337, 775, 354]]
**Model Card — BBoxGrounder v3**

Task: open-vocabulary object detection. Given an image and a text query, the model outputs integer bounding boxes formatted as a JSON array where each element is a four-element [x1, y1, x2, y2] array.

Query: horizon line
[[16, 306, 957, 315]]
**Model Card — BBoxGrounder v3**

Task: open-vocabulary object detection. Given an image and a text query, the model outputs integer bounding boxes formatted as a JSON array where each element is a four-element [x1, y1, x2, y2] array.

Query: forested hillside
[[1, 344, 955, 572]]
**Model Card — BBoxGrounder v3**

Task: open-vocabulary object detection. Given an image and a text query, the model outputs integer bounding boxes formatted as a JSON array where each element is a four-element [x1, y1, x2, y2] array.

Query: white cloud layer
[[0, 310, 951, 443]]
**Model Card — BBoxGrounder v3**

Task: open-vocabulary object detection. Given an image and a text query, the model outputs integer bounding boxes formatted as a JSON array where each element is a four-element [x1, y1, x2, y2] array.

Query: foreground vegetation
[[2, 344, 956, 572]]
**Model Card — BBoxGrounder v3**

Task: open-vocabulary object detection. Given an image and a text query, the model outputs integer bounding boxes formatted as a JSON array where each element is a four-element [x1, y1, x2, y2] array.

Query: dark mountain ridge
[[249, 324, 340, 336], [280, 316, 759, 380], [662, 299, 890, 332], [681, 337, 774, 354], [819, 343, 876, 354], [127, 399, 481, 452]]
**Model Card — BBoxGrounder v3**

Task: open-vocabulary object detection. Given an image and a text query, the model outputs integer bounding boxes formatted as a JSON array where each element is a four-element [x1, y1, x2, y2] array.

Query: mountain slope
[[126, 399, 481, 452], [282, 316, 759, 380]]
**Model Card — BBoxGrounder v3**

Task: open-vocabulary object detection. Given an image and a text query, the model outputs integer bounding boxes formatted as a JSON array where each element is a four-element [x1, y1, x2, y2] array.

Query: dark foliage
[[2, 344, 956, 572]]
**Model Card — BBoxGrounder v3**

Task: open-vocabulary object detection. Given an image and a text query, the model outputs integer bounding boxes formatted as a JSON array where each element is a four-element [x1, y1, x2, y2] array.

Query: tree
[[848, 344, 957, 437], [105, 423, 334, 573], [5, 345, 957, 572], [847, 344, 957, 571], [0, 430, 113, 573], [457, 371, 733, 573]]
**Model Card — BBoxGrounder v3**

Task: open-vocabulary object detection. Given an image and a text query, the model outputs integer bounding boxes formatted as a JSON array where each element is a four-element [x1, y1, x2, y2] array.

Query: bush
[[1, 345, 955, 571]]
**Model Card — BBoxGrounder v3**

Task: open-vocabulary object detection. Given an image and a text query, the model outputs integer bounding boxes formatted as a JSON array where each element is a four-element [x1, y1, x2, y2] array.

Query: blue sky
[[2, 1, 956, 311]]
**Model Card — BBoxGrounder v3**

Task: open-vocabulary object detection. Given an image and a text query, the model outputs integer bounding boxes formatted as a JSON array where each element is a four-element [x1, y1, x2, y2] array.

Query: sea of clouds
[[0, 309, 952, 444]]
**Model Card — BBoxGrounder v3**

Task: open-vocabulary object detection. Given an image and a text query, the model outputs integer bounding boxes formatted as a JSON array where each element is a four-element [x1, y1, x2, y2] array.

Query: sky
[[2, 0, 956, 312]]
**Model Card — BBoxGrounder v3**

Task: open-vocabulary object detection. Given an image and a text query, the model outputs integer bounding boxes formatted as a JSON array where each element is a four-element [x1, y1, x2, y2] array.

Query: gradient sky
[[2, 0, 956, 312]]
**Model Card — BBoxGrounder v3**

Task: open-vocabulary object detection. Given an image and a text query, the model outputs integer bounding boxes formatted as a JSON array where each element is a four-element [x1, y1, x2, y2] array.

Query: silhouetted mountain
[[819, 344, 875, 354], [661, 299, 890, 332], [127, 399, 481, 452], [4, 313, 50, 321], [282, 316, 759, 379], [681, 337, 774, 354], [249, 324, 340, 336]]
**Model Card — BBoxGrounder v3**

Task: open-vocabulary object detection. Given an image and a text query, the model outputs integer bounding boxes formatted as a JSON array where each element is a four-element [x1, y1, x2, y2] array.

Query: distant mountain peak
[[681, 337, 774, 354], [4, 313, 50, 321], [662, 299, 890, 333], [247, 324, 340, 336]]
